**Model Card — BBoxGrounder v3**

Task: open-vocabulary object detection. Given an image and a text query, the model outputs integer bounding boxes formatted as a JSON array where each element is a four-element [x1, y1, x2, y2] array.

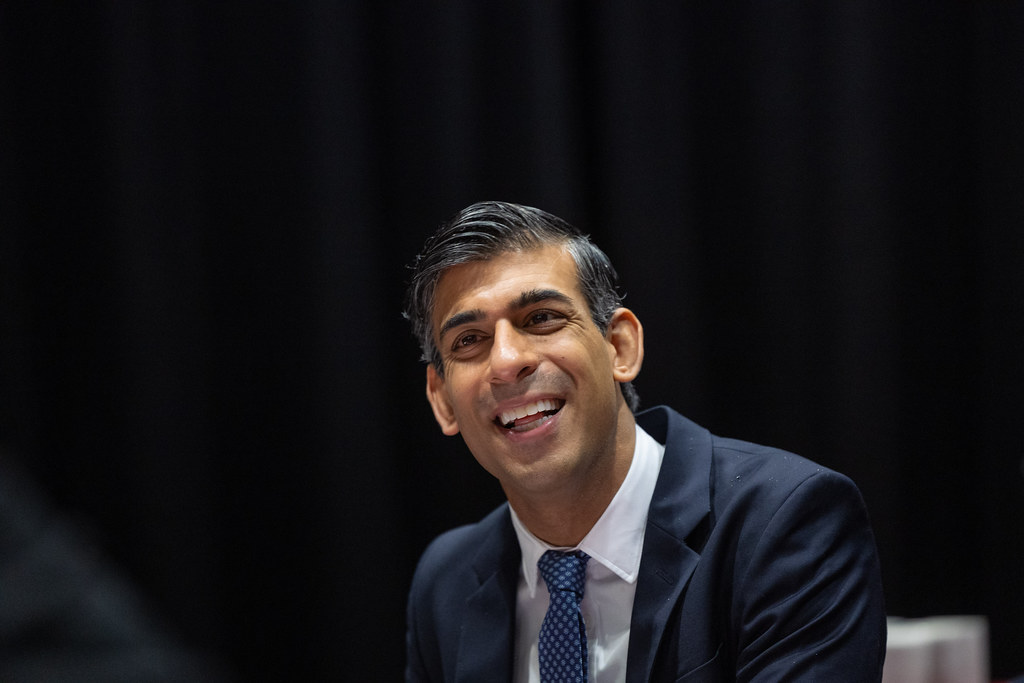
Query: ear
[[425, 364, 460, 436], [606, 308, 644, 383]]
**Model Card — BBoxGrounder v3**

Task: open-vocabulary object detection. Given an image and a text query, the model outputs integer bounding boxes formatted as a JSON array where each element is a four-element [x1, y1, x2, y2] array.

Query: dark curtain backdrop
[[3, 3, 1022, 680]]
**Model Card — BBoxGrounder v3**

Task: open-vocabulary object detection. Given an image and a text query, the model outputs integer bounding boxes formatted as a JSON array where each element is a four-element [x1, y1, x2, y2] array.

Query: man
[[404, 201, 886, 682], [0, 454, 231, 682]]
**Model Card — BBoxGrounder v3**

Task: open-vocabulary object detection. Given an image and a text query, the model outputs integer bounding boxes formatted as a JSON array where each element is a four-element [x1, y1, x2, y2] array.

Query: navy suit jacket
[[406, 406, 886, 682]]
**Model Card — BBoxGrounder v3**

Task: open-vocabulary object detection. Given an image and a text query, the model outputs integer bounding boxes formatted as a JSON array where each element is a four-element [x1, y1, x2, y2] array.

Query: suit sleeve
[[732, 470, 887, 682], [406, 587, 429, 683]]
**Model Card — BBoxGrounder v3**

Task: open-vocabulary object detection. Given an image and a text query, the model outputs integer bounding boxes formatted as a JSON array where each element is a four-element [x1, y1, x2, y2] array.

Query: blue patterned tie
[[537, 549, 590, 683]]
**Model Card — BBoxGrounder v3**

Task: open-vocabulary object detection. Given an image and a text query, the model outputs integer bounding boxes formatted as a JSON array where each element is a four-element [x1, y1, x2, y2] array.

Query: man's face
[[424, 244, 642, 503]]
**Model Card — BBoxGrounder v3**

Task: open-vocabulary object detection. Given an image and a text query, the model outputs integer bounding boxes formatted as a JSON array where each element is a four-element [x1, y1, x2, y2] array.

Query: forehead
[[431, 245, 582, 325]]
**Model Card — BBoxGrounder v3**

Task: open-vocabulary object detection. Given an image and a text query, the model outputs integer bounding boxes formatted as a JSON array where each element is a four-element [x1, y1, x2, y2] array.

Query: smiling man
[[403, 202, 886, 683]]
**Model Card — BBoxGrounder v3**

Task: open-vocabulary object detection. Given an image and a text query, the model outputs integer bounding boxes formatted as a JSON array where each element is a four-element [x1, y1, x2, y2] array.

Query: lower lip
[[499, 409, 561, 442]]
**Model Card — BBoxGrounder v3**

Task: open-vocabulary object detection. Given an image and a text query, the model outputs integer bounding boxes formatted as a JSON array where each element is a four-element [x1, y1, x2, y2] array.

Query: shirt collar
[[510, 423, 666, 597]]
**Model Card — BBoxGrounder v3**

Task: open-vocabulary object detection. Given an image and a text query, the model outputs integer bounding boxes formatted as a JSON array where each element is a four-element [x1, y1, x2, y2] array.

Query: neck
[[507, 405, 637, 547]]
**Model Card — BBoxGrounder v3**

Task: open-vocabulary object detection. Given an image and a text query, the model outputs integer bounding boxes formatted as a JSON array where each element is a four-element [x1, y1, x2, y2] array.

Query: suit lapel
[[449, 408, 713, 683], [627, 524, 701, 683], [627, 407, 714, 683], [454, 507, 520, 683]]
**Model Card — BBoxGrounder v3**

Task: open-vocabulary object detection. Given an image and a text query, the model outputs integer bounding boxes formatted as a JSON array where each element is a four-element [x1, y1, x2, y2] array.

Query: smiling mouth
[[496, 399, 564, 431]]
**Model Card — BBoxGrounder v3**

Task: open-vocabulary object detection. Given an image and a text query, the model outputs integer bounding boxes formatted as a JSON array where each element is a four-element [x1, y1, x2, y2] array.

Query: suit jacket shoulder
[[406, 504, 520, 683], [632, 406, 886, 682]]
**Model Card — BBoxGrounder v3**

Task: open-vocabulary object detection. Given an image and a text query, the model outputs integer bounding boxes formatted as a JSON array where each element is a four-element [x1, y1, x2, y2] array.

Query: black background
[[3, 3, 1022, 680]]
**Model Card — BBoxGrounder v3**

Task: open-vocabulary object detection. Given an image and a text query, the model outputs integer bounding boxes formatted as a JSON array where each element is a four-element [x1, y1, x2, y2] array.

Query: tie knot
[[538, 550, 589, 595]]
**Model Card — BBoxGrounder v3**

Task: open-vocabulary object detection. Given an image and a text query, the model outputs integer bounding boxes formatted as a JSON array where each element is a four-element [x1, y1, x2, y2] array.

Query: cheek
[[447, 379, 485, 421], [583, 338, 617, 376]]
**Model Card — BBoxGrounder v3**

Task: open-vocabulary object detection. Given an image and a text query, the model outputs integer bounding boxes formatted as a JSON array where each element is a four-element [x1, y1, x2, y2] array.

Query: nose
[[488, 320, 537, 384]]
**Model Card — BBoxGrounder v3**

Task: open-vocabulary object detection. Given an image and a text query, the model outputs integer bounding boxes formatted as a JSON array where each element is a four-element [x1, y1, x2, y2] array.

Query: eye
[[450, 330, 490, 356], [529, 311, 553, 324], [454, 332, 480, 348], [524, 309, 565, 331]]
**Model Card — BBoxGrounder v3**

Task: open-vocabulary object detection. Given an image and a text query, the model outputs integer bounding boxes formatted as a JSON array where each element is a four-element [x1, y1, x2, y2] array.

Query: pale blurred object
[[882, 615, 989, 683]]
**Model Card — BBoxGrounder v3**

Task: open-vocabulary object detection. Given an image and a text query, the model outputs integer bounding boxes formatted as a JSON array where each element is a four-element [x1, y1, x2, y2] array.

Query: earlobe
[[425, 365, 460, 436], [607, 308, 644, 383]]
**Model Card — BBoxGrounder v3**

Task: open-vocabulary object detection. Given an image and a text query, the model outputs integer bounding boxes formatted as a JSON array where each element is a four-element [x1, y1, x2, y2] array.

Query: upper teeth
[[499, 399, 560, 426]]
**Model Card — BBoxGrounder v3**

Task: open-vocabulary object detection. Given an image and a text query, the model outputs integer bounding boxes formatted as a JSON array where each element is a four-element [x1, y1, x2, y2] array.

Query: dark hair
[[403, 201, 639, 411]]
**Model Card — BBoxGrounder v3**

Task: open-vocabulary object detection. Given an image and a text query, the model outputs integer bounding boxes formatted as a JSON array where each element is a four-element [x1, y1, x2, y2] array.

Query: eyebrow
[[438, 309, 485, 341], [513, 288, 573, 310], [437, 288, 575, 341]]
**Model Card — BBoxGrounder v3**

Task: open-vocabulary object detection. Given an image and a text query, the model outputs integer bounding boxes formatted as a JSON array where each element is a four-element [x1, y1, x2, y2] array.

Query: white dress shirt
[[509, 424, 666, 683]]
